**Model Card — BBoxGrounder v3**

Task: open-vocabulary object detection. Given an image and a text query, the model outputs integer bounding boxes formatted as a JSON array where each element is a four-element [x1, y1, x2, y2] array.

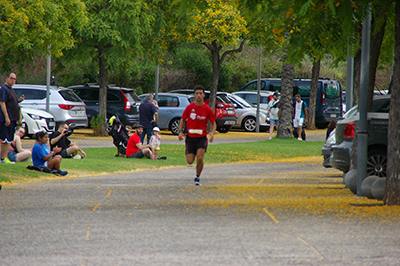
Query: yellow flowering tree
[[171, 0, 249, 113]]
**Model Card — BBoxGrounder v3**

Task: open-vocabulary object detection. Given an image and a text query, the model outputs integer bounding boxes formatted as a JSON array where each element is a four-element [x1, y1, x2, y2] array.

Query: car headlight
[[27, 113, 44, 120]]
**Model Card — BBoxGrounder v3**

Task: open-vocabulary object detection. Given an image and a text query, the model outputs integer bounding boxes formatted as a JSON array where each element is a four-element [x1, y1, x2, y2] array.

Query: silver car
[[139, 93, 194, 135], [226, 93, 269, 132], [13, 84, 88, 130], [233, 91, 274, 110]]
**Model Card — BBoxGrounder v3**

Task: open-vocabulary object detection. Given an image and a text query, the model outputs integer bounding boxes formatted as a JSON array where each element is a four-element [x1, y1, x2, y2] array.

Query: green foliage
[[0, 0, 87, 70], [174, 47, 213, 89], [90, 114, 105, 135]]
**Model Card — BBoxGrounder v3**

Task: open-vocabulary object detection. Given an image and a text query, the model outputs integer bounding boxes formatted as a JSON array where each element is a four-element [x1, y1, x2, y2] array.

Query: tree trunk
[[350, 3, 390, 171], [384, 0, 400, 206], [307, 58, 320, 130], [209, 42, 221, 113], [98, 46, 109, 137], [277, 63, 294, 138]]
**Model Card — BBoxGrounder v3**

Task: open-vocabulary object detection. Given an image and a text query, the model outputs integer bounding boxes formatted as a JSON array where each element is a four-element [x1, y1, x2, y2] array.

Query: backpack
[[26, 165, 58, 174], [293, 128, 306, 141]]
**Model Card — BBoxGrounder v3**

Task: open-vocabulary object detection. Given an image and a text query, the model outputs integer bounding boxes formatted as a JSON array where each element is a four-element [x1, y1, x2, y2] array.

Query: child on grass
[[149, 127, 161, 160]]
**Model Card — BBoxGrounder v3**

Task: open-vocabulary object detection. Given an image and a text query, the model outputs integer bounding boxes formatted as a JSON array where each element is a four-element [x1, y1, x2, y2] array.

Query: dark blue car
[[238, 78, 343, 128]]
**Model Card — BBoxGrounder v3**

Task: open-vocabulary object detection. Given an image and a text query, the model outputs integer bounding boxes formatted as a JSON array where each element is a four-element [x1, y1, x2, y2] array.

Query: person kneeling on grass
[[126, 124, 153, 159], [32, 131, 68, 176]]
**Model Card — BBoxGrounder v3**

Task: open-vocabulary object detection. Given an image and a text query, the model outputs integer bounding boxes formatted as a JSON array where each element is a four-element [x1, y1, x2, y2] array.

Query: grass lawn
[[0, 138, 324, 184]]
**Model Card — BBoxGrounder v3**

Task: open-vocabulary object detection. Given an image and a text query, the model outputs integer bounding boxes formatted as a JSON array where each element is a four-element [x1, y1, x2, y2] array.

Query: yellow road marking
[[91, 203, 101, 213], [262, 208, 279, 224], [297, 237, 324, 259], [249, 196, 279, 224], [105, 189, 112, 197], [257, 179, 265, 185]]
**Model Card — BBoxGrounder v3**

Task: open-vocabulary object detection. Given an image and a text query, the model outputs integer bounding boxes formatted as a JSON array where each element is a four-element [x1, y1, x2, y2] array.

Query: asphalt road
[[4, 129, 399, 265], [1, 161, 400, 265]]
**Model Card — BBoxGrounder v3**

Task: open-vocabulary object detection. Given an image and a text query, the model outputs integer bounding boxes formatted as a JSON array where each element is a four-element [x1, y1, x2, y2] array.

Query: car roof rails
[[83, 83, 99, 87]]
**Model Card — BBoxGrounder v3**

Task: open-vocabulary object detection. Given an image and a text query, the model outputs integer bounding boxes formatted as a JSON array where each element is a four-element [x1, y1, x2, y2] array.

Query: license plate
[[331, 114, 337, 118], [224, 121, 236, 125], [48, 122, 55, 127], [227, 111, 234, 115], [73, 110, 84, 116]]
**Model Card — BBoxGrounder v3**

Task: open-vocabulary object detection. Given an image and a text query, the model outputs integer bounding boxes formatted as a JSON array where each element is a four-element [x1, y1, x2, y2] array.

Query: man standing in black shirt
[[0, 72, 24, 164], [50, 122, 86, 159]]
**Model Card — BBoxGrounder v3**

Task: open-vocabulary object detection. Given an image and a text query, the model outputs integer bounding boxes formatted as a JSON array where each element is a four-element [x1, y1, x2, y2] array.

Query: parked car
[[225, 93, 269, 132], [330, 95, 390, 177], [21, 107, 55, 138], [13, 84, 88, 130], [168, 89, 237, 133], [321, 105, 358, 168], [139, 93, 194, 135], [69, 83, 141, 127], [238, 78, 343, 128], [232, 91, 274, 110]]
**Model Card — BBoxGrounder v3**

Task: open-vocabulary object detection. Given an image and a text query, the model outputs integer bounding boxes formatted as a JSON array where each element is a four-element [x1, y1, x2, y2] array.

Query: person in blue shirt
[[32, 131, 68, 176]]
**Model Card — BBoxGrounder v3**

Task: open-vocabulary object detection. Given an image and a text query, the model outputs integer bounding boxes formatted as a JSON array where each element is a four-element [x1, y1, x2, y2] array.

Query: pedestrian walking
[[139, 93, 158, 145], [0, 72, 25, 164], [293, 94, 308, 141], [178, 85, 216, 186], [266, 92, 280, 139]]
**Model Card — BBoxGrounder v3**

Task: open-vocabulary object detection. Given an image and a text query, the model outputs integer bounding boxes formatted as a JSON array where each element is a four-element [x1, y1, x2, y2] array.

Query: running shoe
[[194, 177, 200, 186], [157, 156, 167, 160], [0, 158, 15, 164], [59, 170, 68, 176]]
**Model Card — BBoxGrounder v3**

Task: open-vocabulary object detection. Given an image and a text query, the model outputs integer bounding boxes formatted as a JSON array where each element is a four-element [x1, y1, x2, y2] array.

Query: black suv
[[330, 95, 390, 177], [69, 83, 141, 126]]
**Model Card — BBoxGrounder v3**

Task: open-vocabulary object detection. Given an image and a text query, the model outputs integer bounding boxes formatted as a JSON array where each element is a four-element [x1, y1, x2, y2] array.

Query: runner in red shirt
[[178, 85, 216, 185]]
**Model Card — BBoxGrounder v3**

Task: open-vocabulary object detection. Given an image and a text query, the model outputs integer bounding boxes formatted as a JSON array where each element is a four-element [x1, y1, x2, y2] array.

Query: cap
[[152, 127, 160, 132], [273, 92, 280, 97], [134, 124, 144, 129]]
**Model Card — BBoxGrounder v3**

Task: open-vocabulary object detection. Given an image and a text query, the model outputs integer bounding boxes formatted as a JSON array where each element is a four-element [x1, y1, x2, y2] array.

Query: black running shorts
[[185, 136, 208, 155]]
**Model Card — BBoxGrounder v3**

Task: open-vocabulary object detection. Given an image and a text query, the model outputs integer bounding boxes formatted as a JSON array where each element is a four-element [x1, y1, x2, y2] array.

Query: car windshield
[[216, 94, 232, 104], [59, 89, 82, 102], [344, 105, 358, 118], [229, 94, 253, 108]]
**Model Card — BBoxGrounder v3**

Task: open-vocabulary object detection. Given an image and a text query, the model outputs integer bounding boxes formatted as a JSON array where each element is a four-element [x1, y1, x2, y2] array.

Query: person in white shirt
[[292, 94, 308, 141]]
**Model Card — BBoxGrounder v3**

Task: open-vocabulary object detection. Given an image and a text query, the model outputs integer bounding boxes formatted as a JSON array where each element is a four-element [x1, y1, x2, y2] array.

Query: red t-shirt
[[126, 133, 141, 157], [182, 102, 216, 138]]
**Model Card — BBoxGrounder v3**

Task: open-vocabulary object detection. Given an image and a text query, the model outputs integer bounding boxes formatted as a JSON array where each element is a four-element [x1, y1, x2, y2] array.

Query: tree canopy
[[0, 0, 87, 70]]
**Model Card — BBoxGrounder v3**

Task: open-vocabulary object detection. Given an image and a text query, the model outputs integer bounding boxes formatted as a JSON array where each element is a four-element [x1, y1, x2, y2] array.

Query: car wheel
[[169, 118, 181, 135], [243, 117, 257, 132], [367, 149, 387, 177], [217, 125, 231, 133]]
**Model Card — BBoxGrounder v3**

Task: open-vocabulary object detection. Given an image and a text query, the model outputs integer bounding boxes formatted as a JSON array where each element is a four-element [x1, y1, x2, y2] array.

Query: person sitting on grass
[[50, 122, 86, 159], [32, 131, 68, 176], [7, 126, 31, 163], [126, 124, 153, 159]]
